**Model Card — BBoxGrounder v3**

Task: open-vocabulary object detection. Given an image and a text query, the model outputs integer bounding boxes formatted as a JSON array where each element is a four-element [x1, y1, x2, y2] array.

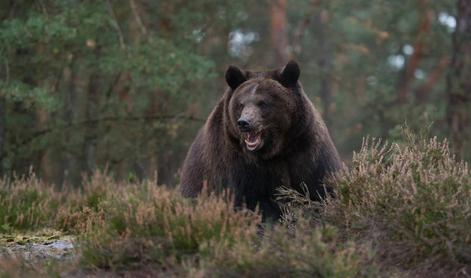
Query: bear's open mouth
[[243, 131, 263, 151]]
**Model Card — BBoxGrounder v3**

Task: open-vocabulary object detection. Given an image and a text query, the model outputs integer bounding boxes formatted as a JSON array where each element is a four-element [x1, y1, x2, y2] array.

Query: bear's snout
[[237, 118, 253, 132], [238, 105, 262, 132]]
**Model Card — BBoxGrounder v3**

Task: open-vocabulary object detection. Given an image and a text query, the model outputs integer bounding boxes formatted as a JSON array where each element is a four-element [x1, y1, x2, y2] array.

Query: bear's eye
[[258, 101, 268, 109]]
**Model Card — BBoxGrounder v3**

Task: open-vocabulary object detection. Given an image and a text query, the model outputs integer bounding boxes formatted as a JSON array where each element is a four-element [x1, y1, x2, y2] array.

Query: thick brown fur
[[180, 61, 342, 221]]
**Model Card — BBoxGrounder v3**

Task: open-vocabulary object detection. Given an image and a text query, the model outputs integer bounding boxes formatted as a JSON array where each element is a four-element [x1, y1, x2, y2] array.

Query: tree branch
[[129, 0, 147, 36], [106, 0, 126, 50], [15, 114, 205, 148]]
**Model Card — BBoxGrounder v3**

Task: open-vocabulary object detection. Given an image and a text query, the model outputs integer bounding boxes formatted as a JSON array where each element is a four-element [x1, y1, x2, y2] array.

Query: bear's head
[[225, 60, 304, 159]]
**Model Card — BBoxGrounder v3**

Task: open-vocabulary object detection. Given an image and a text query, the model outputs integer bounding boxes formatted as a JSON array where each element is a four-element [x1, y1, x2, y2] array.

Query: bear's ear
[[225, 65, 246, 90], [280, 60, 300, 87]]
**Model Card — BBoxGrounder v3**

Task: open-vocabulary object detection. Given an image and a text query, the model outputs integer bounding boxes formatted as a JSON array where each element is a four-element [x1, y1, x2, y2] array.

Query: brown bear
[[180, 60, 342, 221]]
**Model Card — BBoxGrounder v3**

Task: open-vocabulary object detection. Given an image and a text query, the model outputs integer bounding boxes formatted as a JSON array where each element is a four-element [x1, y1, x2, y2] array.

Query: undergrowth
[[0, 130, 469, 277], [282, 130, 471, 276]]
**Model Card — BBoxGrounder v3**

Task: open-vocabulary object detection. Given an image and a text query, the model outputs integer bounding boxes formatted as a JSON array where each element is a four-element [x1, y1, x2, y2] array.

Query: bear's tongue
[[244, 131, 261, 151], [245, 131, 258, 142]]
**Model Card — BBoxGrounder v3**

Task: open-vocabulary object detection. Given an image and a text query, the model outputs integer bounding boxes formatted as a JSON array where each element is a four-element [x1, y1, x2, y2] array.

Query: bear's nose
[[237, 119, 251, 131]]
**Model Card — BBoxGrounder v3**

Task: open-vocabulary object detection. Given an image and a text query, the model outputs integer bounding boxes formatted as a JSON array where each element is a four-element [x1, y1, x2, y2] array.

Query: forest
[[0, 0, 470, 277]]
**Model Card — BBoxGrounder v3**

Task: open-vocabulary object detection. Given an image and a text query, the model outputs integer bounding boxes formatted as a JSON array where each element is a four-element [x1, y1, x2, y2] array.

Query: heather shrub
[[0, 172, 120, 233], [78, 185, 261, 271], [195, 218, 377, 278], [318, 131, 471, 274], [54, 172, 123, 233], [0, 175, 62, 232], [1, 131, 469, 277]]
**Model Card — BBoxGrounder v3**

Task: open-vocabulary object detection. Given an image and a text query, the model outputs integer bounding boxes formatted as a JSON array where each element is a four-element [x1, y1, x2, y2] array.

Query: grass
[[0, 130, 469, 277]]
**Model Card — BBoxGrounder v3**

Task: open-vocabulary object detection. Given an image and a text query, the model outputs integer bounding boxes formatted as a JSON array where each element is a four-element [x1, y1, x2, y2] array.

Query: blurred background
[[0, 0, 469, 187]]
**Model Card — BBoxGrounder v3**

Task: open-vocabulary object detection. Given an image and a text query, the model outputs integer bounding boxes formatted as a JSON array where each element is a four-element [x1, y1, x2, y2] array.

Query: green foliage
[[288, 0, 456, 156], [0, 81, 59, 111], [0, 0, 467, 185], [99, 38, 215, 92], [0, 1, 234, 182]]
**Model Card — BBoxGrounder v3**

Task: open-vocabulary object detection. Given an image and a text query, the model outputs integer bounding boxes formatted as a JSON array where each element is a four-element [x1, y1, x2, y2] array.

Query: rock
[[0, 230, 76, 262]]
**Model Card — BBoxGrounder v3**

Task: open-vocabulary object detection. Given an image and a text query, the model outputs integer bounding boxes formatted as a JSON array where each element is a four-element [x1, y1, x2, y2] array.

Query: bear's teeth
[[245, 132, 259, 142], [245, 132, 259, 143], [244, 132, 261, 151]]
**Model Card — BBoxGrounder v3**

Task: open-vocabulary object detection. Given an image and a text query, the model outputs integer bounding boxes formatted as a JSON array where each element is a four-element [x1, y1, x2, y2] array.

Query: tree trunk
[[397, 0, 431, 102], [37, 108, 53, 182], [0, 98, 4, 176], [61, 59, 79, 186], [84, 51, 101, 175], [270, 0, 289, 65], [447, 0, 471, 159], [315, 8, 335, 126]]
